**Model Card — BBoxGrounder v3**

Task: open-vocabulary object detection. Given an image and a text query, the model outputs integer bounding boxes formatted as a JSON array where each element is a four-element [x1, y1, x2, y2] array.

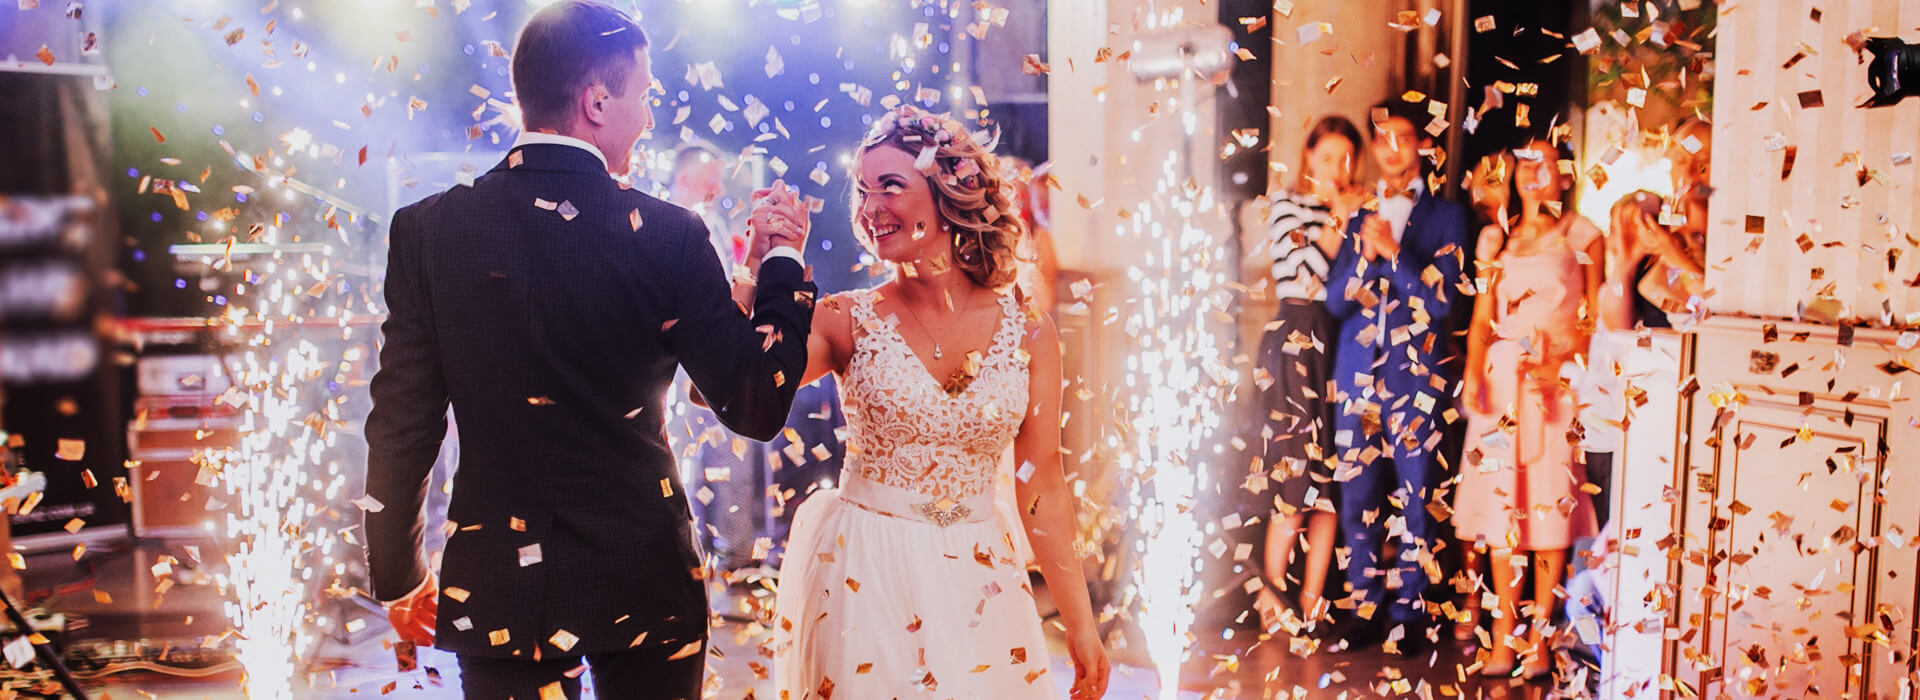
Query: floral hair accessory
[[862, 105, 993, 189]]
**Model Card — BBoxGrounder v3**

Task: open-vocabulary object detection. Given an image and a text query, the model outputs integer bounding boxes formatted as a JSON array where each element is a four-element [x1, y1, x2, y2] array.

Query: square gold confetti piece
[[548, 629, 579, 652], [856, 662, 874, 674], [488, 628, 511, 646], [629, 208, 643, 231], [538, 681, 565, 700], [508, 150, 524, 168], [1010, 647, 1027, 664], [394, 641, 418, 672], [660, 478, 674, 497], [444, 586, 471, 602], [845, 577, 861, 592], [518, 544, 542, 567]]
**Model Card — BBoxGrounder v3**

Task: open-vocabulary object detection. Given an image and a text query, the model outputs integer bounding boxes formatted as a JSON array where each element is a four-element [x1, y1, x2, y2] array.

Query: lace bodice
[[838, 288, 1030, 500]]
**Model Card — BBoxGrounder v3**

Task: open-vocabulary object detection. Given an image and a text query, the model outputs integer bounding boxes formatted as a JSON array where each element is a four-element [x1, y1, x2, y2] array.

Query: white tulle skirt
[[772, 476, 1057, 699]]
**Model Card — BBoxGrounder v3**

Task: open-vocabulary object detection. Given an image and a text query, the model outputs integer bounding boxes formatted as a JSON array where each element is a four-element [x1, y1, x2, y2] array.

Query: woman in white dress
[[770, 106, 1110, 699]]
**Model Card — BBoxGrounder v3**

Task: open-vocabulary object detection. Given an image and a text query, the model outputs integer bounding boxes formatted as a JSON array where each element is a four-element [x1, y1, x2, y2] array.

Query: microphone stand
[[0, 586, 86, 699]]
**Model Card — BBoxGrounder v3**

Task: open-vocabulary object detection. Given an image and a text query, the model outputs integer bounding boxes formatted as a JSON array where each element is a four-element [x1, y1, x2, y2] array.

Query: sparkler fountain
[[1118, 17, 1234, 699], [194, 211, 370, 699]]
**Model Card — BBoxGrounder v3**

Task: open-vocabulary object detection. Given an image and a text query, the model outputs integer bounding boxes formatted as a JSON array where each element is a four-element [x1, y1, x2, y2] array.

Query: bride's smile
[[853, 145, 944, 265]]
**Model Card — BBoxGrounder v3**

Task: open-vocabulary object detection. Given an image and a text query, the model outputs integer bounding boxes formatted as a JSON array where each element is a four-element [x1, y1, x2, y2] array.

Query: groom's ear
[[580, 83, 612, 127]]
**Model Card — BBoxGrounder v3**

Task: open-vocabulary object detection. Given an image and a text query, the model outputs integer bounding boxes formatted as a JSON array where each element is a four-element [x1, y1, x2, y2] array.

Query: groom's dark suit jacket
[[363, 143, 815, 658]]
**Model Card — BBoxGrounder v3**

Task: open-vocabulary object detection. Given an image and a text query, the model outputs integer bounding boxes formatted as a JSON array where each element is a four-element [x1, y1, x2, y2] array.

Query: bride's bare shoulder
[[812, 289, 871, 355]]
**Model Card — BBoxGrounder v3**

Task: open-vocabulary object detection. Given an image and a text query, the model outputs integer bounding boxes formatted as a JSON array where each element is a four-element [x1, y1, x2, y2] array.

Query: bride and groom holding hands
[[360, 2, 1109, 698]]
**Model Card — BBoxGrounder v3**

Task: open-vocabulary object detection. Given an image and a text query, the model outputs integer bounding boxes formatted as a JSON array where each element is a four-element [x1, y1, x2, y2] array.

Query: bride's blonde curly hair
[[852, 105, 1026, 289]]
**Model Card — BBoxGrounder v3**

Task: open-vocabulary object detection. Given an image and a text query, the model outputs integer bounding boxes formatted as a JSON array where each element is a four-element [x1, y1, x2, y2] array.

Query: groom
[[361, 2, 815, 698]]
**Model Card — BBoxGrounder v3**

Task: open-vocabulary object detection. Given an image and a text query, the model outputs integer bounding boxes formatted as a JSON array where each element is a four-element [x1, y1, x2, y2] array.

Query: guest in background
[[1600, 190, 1705, 331], [1004, 157, 1061, 312], [1250, 115, 1367, 635], [1599, 119, 1711, 330], [1452, 135, 1602, 679], [1324, 99, 1469, 654], [1467, 152, 1515, 231], [670, 145, 739, 266], [666, 145, 768, 575]]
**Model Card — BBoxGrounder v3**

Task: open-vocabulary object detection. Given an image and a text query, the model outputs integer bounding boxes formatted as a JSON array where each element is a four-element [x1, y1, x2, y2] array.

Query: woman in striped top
[[1253, 114, 1366, 635]]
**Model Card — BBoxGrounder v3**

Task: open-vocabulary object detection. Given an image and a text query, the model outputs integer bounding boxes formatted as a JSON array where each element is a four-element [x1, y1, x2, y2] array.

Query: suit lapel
[[1403, 188, 1435, 248]]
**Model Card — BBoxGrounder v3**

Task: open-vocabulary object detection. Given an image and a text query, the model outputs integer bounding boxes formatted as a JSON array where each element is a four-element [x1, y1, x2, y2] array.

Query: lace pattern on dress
[[838, 288, 1029, 500]]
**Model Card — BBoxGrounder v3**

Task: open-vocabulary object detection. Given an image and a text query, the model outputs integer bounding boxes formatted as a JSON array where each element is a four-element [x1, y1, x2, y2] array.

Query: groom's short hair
[[512, 1, 649, 131]]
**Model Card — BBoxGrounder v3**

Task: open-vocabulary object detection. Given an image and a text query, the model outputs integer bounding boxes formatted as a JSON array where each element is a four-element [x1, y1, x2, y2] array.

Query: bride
[[768, 106, 1110, 699]]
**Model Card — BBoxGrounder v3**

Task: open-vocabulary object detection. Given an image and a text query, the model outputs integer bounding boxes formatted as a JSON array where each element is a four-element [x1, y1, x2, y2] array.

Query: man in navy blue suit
[[1323, 99, 1468, 653], [361, 2, 816, 698]]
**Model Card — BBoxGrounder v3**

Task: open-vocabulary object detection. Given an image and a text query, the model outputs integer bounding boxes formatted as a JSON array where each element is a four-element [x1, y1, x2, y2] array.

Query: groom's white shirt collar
[[504, 131, 805, 267], [512, 131, 610, 171]]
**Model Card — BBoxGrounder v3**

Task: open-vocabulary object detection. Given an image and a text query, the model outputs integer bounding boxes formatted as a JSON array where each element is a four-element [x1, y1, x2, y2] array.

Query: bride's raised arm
[[1010, 307, 1110, 699]]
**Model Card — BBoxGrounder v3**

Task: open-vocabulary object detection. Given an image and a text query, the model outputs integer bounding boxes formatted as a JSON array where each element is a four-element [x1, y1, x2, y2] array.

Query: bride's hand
[[1067, 625, 1109, 699], [747, 180, 809, 262]]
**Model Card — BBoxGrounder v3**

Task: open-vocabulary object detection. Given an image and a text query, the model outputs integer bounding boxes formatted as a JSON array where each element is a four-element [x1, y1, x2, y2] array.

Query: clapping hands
[[1359, 215, 1398, 261]]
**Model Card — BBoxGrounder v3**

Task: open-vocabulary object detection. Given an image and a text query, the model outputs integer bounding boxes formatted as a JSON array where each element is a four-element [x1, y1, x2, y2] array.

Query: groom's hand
[[748, 180, 810, 266], [384, 574, 438, 647]]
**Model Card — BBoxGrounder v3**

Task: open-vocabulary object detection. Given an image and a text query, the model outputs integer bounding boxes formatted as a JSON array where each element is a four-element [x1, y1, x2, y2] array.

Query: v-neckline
[[875, 293, 1011, 399]]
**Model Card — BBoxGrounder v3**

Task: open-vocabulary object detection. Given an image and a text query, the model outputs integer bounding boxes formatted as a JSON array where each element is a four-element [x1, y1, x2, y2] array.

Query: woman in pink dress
[[1452, 136, 1602, 679]]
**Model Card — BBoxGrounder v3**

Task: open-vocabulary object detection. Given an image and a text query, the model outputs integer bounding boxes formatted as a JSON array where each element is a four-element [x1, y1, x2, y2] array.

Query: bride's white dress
[[773, 289, 1057, 699]]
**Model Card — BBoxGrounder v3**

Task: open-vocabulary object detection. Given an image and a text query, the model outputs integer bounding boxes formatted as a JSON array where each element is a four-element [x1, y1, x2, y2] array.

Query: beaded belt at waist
[[838, 474, 993, 528]]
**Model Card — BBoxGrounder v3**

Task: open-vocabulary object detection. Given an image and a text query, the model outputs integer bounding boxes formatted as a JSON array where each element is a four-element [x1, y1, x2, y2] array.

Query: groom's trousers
[[459, 642, 704, 700]]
